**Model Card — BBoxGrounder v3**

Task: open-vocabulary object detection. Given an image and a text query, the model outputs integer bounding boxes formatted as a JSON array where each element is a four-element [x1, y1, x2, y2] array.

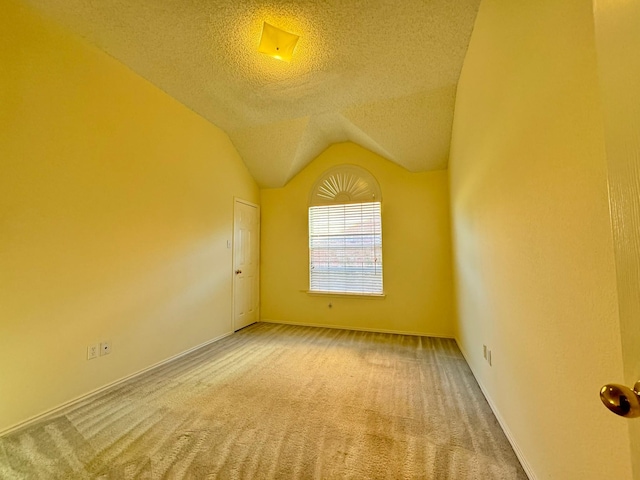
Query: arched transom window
[[308, 165, 383, 295]]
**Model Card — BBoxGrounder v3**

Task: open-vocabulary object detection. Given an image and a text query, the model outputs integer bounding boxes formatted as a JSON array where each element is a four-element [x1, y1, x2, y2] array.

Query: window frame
[[307, 165, 384, 297]]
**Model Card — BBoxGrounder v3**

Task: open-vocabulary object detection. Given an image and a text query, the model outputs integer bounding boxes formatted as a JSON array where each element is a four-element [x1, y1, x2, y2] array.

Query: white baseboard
[[455, 340, 536, 480], [260, 318, 454, 339], [0, 330, 233, 437]]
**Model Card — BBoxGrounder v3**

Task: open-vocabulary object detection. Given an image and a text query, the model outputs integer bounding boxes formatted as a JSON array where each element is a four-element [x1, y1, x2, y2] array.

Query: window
[[308, 166, 383, 295]]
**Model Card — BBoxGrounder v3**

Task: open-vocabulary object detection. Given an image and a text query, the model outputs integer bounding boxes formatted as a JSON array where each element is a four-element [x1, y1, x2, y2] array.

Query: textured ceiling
[[24, 0, 481, 187]]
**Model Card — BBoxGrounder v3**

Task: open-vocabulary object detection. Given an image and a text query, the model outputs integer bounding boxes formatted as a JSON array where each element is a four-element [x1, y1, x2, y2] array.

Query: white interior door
[[233, 199, 260, 331], [593, 0, 640, 475]]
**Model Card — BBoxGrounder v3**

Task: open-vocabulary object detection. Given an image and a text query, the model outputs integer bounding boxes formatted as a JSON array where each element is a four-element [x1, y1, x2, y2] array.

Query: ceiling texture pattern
[[24, 0, 481, 187]]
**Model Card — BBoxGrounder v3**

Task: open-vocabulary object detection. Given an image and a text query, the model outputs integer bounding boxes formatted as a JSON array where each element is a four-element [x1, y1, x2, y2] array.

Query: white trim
[[233, 197, 260, 209], [260, 318, 454, 339], [0, 331, 233, 438], [455, 340, 536, 480], [305, 290, 386, 299]]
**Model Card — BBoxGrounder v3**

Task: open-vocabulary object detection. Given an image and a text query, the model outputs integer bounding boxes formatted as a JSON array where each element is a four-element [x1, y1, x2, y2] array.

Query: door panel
[[593, 0, 640, 475], [233, 200, 259, 331]]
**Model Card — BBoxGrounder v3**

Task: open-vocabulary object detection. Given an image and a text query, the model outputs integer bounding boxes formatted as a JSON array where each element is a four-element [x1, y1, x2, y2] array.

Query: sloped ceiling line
[[24, 0, 481, 187]]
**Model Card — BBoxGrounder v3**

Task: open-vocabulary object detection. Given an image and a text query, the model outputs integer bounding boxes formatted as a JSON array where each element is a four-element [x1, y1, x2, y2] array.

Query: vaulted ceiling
[[24, 0, 481, 187]]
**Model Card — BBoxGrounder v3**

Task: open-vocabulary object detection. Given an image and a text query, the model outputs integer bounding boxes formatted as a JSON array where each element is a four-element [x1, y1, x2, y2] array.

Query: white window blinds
[[309, 202, 383, 294]]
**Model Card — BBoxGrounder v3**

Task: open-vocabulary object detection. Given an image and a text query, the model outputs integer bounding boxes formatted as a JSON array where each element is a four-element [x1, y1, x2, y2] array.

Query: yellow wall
[[0, 0, 259, 432], [260, 142, 454, 337], [449, 0, 632, 478]]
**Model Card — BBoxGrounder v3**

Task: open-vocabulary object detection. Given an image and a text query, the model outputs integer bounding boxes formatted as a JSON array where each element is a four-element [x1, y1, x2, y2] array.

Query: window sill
[[304, 290, 386, 299]]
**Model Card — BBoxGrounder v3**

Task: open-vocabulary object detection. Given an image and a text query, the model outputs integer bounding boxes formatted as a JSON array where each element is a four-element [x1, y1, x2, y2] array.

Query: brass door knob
[[600, 381, 640, 418]]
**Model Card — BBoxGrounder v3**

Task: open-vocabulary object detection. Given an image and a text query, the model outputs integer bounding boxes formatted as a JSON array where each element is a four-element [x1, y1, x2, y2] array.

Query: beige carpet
[[0, 323, 527, 479]]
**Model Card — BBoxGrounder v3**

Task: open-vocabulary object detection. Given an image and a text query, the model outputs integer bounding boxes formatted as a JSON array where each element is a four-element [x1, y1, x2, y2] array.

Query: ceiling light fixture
[[258, 22, 299, 62]]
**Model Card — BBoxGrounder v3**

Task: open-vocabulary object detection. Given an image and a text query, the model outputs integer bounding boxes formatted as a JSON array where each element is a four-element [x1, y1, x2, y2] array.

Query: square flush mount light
[[258, 22, 299, 62]]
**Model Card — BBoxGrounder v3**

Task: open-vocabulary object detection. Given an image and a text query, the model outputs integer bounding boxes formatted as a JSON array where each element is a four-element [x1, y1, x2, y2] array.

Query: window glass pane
[[309, 202, 383, 294]]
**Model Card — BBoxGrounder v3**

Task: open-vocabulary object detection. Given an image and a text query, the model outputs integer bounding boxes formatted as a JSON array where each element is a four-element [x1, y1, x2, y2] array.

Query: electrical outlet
[[87, 344, 99, 360], [100, 341, 111, 356], [483, 345, 487, 359], [487, 350, 492, 366]]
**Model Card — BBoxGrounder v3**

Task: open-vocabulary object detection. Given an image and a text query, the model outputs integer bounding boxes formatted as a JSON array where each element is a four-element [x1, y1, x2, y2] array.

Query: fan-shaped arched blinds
[[308, 166, 383, 295], [309, 165, 382, 206]]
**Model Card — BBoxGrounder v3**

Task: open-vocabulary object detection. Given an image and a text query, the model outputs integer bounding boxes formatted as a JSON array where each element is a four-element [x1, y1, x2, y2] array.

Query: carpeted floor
[[0, 322, 527, 479]]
